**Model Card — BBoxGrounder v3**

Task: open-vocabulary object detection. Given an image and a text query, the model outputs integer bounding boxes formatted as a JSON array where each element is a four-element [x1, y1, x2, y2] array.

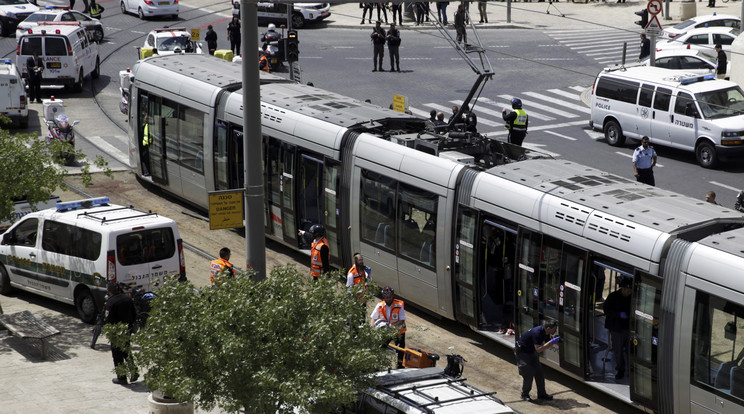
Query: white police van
[[0, 58, 28, 127], [590, 66, 744, 168], [16, 21, 99, 92], [0, 197, 186, 323]]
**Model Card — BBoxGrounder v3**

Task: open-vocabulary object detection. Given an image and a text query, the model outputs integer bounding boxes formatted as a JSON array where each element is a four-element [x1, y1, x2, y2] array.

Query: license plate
[[47, 62, 61, 69], [158, 1, 169, 4]]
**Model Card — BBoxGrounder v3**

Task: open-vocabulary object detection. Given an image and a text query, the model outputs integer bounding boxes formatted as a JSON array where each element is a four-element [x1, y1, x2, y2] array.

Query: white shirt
[[370, 300, 406, 324]]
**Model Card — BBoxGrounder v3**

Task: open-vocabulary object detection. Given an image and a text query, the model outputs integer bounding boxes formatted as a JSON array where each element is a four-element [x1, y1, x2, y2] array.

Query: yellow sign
[[392, 94, 407, 113], [191, 28, 200, 41], [208, 190, 243, 230]]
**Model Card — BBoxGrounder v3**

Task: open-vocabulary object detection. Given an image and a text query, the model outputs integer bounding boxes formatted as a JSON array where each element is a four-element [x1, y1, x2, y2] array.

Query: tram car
[[125, 54, 744, 414]]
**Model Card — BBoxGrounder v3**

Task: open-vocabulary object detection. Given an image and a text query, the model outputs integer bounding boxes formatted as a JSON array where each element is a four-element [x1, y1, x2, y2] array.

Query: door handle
[[152, 265, 162, 269], [29, 253, 36, 258], [652, 111, 655, 120], [670, 114, 674, 122]]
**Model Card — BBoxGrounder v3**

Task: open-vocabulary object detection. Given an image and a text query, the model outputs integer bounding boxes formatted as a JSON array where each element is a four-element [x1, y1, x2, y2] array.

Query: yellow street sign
[[393, 94, 407, 113], [191, 28, 200, 41], [208, 190, 243, 230]]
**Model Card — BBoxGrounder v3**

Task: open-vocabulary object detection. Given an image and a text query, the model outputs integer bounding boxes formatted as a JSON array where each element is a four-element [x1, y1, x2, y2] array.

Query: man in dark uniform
[[639, 33, 650, 61], [454, 4, 467, 44], [26, 52, 43, 103], [386, 23, 401, 72], [604, 277, 632, 380], [502, 97, 529, 146], [371, 21, 386, 72], [105, 282, 138, 385], [715, 44, 727, 79], [205, 25, 218, 55], [515, 320, 559, 401]]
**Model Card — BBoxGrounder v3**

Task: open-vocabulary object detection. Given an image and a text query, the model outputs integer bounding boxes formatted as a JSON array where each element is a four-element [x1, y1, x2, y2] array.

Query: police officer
[[205, 25, 218, 55], [639, 33, 650, 61], [105, 282, 138, 385], [715, 44, 727, 80], [515, 320, 559, 401], [386, 23, 401, 72], [371, 286, 407, 367], [371, 21, 386, 72], [209, 247, 235, 285], [502, 98, 528, 146], [632, 136, 657, 186]]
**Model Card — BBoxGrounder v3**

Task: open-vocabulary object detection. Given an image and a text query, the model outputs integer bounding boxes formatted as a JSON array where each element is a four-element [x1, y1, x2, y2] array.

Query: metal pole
[[242, 0, 267, 280], [650, 33, 656, 66], [663, 0, 670, 21], [507, 0, 511, 24]]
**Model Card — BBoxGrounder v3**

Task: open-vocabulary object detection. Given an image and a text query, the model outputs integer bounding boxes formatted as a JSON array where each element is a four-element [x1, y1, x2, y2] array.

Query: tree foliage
[[0, 123, 111, 223], [118, 265, 394, 413]]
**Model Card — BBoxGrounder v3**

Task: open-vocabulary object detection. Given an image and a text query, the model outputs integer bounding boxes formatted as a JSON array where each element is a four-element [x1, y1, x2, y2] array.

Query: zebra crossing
[[410, 85, 591, 136], [545, 28, 642, 66]]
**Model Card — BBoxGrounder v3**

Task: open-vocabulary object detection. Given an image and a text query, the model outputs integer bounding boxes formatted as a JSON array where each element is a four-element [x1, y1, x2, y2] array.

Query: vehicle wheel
[[138, 7, 145, 19], [93, 27, 103, 42], [171, 14, 178, 20], [0, 265, 12, 295], [73, 69, 83, 92], [696, 141, 719, 169], [120, 1, 127, 14], [75, 289, 97, 324], [292, 13, 305, 28], [603, 120, 625, 146], [92, 57, 100, 79]]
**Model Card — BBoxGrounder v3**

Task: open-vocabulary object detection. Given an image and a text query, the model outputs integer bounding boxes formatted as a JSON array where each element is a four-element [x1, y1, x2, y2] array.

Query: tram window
[[561, 245, 586, 332], [540, 236, 562, 322], [162, 98, 179, 162], [266, 138, 281, 207], [398, 184, 437, 267], [214, 121, 228, 189], [692, 292, 744, 400], [178, 106, 205, 173], [360, 169, 396, 250]]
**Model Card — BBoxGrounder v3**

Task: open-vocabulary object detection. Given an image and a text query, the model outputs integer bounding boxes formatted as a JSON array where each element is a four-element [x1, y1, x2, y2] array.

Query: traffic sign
[[645, 14, 663, 36], [647, 0, 662, 16]]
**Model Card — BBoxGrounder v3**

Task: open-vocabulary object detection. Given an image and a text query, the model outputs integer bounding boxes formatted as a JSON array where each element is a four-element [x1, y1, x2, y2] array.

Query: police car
[[15, 6, 104, 42], [0, 58, 28, 128], [662, 13, 740, 39], [590, 66, 744, 168], [0, 196, 186, 323], [142, 27, 203, 57], [641, 48, 729, 79], [0, 0, 39, 37], [656, 26, 739, 53]]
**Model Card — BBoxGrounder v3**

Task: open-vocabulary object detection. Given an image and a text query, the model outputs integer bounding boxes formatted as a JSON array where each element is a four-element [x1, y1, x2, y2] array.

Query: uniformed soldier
[[371, 21, 386, 72], [105, 282, 138, 385], [502, 98, 529, 146]]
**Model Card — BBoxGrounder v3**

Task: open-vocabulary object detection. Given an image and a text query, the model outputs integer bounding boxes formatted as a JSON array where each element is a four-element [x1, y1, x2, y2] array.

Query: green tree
[[0, 123, 111, 223], [112, 265, 394, 413]]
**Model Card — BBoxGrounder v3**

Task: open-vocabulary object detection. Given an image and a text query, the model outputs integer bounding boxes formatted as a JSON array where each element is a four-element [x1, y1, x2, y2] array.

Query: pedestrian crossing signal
[[634, 9, 648, 28], [286, 29, 299, 63]]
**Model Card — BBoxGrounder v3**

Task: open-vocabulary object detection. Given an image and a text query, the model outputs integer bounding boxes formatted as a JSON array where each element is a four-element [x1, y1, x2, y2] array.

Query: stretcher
[[388, 344, 440, 368]]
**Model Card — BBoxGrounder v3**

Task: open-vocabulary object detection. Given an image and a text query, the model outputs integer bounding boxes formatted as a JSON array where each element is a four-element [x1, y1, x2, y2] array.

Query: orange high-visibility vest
[[310, 237, 328, 278], [348, 266, 369, 286], [375, 299, 407, 335], [209, 258, 234, 285], [259, 55, 270, 72]]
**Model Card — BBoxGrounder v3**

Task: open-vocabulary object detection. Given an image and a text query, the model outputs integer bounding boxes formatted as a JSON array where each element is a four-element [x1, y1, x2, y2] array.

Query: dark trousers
[[230, 38, 241, 56], [516, 350, 547, 397], [207, 42, 217, 55], [636, 167, 655, 186], [362, 3, 373, 22], [373, 44, 384, 69], [141, 144, 150, 175], [437, 3, 447, 24], [508, 130, 526, 146], [389, 46, 399, 71], [456, 25, 467, 44], [392, 4, 403, 24], [28, 76, 42, 102], [376, 3, 388, 22], [112, 345, 130, 381], [610, 329, 630, 375]]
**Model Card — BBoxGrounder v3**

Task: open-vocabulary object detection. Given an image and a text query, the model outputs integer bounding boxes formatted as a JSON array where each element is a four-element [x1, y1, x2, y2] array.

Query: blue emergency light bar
[[679, 73, 716, 85], [3, 59, 11, 64], [56, 196, 110, 212]]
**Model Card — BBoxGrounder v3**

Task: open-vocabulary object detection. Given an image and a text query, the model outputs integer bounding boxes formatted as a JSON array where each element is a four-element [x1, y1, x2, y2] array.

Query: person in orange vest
[[259, 54, 270, 72], [371, 286, 407, 367], [209, 247, 235, 285], [346, 253, 372, 288], [299, 224, 329, 281]]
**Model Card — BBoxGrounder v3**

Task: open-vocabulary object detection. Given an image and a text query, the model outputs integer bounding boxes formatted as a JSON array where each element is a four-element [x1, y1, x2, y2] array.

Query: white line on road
[[615, 151, 664, 167], [87, 136, 130, 167], [482, 119, 589, 137], [547, 88, 582, 101], [545, 130, 578, 141], [569, 86, 586, 92], [497, 94, 578, 118], [478, 97, 556, 121], [710, 181, 741, 192], [523, 92, 591, 114]]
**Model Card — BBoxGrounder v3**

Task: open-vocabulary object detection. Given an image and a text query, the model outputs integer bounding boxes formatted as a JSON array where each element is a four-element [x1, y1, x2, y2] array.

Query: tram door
[[478, 220, 517, 332], [264, 138, 298, 247], [629, 271, 661, 411], [557, 244, 588, 378], [454, 208, 478, 326], [296, 154, 341, 263], [139, 94, 167, 185]]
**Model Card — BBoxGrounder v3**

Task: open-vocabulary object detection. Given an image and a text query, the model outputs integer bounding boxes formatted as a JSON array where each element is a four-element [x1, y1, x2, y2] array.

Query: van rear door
[[115, 226, 179, 288]]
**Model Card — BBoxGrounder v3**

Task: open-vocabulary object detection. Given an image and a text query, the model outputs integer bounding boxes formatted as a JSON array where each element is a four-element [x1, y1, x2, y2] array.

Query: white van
[[0, 58, 28, 128], [0, 196, 186, 323], [589, 66, 744, 168], [251, 2, 331, 28], [16, 21, 100, 92]]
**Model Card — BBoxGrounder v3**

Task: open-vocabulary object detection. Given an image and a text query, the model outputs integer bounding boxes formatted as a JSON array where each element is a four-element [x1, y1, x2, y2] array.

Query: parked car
[[0, 0, 38, 37], [142, 27, 203, 56], [656, 26, 739, 53], [15, 6, 104, 42], [641, 48, 729, 79], [120, 0, 177, 20], [663, 13, 740, 39]]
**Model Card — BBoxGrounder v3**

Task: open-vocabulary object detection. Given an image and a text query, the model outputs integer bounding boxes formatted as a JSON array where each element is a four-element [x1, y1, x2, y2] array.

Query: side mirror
[[72, 120, 80, 126]]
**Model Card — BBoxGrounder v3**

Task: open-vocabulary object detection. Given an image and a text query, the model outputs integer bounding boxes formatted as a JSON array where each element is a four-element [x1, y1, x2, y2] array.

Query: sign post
[[645, 0, 663, 66]]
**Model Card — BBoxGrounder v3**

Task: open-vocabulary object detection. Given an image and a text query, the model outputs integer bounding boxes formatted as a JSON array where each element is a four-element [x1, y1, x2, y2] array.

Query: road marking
[[333, 46, 355, 49], [710, 181, 740, 192], [483, 119, 589, 137], [569, 86, 586, 92], [523, 92, 591, 114], [545, 130, 577, 141], [497, 94, 578, 118], [409, 107, 431, 119], [616, 151, 664, 167], [547, 88, 582, 101], [584, 129, 604, 140], [86, 136, 130, 167], [445, 100, 501, 127]]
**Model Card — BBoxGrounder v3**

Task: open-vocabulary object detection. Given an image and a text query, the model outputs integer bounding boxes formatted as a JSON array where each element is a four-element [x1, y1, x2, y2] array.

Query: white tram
[[126, 54, 744, 413]]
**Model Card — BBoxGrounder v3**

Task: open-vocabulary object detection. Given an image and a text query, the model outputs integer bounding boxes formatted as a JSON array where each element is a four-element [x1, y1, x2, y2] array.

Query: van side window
[[45, 37, 68, 56], [653, 88, 672, 111], [3, 218, 38, 247], [595, 78, 639, 104], [20, 37, 42, 56], [675, 92, 697, 116], [42, 220, 102, 260], [639, 84, 654, 107]]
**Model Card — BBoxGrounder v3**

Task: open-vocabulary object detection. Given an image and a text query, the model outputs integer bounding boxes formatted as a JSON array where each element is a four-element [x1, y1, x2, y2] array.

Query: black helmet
[[381, 286, 394, 297], [309, 224, 325, 238], [511, 98, 522, 109]]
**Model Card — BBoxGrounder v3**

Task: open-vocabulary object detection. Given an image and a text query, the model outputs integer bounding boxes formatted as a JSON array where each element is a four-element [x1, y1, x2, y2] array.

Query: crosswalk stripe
[[570, 42, 636, 51], [547, 88, 581, 101], [569, 86, 586, 92], [496, 94, 578, 119], [446, 100, 502, 127], [586, 50, 626, 56], [409, 107, 432, 119], [545, 130, 578, 141], [423, 103, 501, 128], [523, 92, 592, 114], [562, 38, 637, 48], [478, 97, 556, 121]]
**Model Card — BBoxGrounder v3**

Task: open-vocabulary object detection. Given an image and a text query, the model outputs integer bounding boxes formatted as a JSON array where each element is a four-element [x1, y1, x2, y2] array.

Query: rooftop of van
[[20, 21, 84, 37], [36, 197, 175, 229], [598, 66, 739, 92], [0, 59, 19, 75]]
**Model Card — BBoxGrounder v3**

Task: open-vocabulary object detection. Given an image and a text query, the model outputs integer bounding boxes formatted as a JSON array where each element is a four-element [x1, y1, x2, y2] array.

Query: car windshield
[[156, 35, 190, 51], [696, 87, 744, 119], [0, 0, 30, 4], [673, 20, 698, 30], [24, 14, 57, 23]]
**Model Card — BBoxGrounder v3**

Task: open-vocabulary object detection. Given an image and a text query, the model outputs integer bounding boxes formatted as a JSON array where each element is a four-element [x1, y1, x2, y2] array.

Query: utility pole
[[242, 0, 267, 280]]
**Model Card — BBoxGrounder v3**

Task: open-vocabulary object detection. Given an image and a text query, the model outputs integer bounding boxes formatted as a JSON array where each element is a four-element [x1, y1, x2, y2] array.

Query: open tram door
[[296, 153, 341, 265], [513, 229, 590, 379], [137, 93, 167, 185]]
